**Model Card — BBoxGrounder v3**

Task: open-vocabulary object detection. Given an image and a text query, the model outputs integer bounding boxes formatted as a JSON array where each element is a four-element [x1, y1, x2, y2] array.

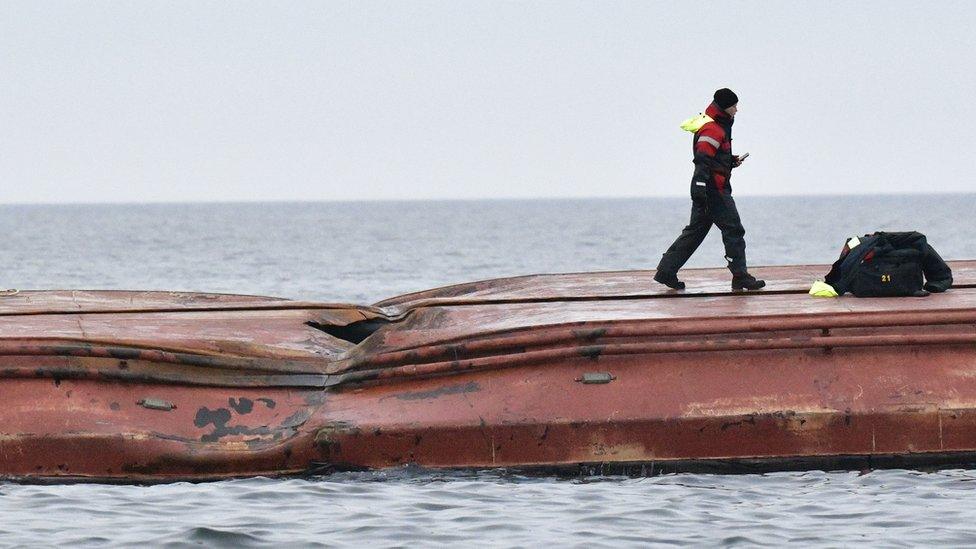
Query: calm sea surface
[[1, 195, 975, 547]]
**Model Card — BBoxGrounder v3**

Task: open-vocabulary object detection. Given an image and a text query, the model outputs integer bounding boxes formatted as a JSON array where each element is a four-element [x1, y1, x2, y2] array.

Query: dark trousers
[[656, 192, 748, 275]]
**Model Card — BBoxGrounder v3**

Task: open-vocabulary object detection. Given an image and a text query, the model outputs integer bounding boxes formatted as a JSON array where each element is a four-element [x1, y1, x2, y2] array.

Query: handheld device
[[739, 152, 750, 161]]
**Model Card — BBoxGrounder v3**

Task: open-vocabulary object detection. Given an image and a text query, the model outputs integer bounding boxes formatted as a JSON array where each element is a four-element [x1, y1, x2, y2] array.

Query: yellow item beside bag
[[809, 281, 839, 298]]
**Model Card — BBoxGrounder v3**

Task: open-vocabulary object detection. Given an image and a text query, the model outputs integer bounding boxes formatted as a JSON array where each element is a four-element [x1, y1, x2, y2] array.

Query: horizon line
[[0, 190, 973, 207]]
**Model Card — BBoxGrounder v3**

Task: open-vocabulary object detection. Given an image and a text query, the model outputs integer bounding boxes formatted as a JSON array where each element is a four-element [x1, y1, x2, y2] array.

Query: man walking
[[653, 88, 765, 291]]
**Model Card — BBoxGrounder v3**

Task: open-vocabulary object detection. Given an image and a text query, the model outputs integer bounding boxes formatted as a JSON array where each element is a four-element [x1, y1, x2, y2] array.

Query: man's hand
[[733, 155, 744, 168]]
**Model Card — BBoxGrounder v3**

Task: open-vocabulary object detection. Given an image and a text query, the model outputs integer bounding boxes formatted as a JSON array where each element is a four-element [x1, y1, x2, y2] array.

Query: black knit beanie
[[713, 88, 739, 109]]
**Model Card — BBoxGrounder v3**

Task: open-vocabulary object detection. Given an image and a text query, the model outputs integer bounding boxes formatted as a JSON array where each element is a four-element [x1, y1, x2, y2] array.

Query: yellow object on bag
[[680, 113, 714, 133], [809, 281, 839, 298]]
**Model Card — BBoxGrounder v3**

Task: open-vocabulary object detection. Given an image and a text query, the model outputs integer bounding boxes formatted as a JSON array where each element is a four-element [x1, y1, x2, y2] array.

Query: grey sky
[[1, 1, 973, 203]]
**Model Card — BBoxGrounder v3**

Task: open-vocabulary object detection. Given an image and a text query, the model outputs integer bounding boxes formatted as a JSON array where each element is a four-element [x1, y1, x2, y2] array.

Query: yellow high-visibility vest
[[679, 113, 714, 133]]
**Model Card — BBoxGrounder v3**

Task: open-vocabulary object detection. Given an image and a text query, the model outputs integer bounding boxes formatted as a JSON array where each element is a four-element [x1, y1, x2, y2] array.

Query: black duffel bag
[[824, 231, 953, 297], [849, 247, 924, 297]]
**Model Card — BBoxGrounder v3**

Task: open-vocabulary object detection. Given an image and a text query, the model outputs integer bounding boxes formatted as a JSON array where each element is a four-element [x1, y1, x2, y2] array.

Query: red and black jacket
[[691, 102, 735, 194]]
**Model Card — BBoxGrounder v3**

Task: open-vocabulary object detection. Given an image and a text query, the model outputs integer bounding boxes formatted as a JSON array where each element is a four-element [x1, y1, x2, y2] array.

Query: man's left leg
[[655, 198, 713, 289], [711, 193, 765, 290]]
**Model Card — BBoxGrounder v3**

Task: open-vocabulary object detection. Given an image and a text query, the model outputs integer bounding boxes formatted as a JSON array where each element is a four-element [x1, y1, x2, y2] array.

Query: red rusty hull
[[1, 376, 327, 481], [0, 291, 364, 481], [317, 344, 976, 473], [1, 264, 976, 481]]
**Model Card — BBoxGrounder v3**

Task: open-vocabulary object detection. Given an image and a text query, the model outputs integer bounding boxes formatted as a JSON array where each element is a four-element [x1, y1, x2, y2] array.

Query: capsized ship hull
[[2, 263, 976, 481]]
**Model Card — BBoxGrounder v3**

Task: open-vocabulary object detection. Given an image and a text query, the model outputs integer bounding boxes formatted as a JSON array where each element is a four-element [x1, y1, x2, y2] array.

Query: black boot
[[654, 271, 686, 290], [731, 272, 765, 291]]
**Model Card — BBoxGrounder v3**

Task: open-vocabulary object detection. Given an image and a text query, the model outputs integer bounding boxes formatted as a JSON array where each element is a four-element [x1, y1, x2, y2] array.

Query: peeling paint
[[229, 397, 254, 415], [390, 382, 481, 401]]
